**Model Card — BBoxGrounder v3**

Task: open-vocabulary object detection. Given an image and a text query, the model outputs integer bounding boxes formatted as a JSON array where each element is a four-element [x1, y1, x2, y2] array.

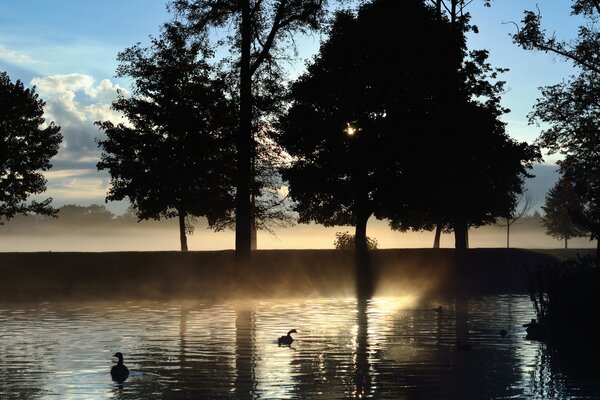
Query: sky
[[0, 1, 588, 249]]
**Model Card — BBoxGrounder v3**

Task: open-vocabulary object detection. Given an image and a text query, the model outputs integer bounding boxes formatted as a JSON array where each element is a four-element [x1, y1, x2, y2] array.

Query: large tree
[[96, 23, 235, 251], [171, 0, 342, 261], [542, 176, 588, 249], [513, 1, 600, 255], [370, 0, 539, 250], [278, 0, 455, 253], [0, 71, 62, 224]]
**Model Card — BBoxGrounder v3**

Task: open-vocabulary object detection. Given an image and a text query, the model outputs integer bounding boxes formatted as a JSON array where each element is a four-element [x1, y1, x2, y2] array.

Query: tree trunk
[[178, 210, 188, 252], [506, 220, 510, 249], [454, 218, 467, 250], [355, 211, 373, 298], [354, 212, 370, 254], [235, 0, 253, 263], [565, 236, 568, 249], [433, 223, 442, 248], [597, 238, 599, 260]]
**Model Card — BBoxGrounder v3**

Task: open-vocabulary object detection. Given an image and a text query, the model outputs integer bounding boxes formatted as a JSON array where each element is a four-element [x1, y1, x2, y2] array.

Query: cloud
[[31, 73, 128, 162], [24, 73, 129, 211], [0, 43, 40, 67]]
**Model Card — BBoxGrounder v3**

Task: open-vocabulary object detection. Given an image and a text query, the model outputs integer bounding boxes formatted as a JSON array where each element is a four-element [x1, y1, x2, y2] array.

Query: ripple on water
[[0, 295, 597, 399]]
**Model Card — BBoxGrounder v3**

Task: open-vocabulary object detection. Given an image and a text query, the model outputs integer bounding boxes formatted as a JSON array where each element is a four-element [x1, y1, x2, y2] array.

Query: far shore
[[0, 248, 594, 301]]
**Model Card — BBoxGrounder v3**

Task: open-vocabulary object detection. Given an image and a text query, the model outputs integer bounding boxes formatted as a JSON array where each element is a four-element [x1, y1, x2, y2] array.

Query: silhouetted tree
[[542, 177, 587, 249], [279, 0, 455, 253], [96, 23, 235, 251], [496, 193, 534, 248], [171, 0, 343, 261], [0, 71, 62, 225], [513, 2, 600, 256], [363, 1, 539, 250]]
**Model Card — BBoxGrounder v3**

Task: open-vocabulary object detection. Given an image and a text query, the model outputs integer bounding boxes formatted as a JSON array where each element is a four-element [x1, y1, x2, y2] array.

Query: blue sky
[[0, 0, 581, 213]]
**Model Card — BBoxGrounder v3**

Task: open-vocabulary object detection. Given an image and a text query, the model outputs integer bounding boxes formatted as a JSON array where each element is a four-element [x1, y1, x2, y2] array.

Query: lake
[[1, 295, 598, 399]]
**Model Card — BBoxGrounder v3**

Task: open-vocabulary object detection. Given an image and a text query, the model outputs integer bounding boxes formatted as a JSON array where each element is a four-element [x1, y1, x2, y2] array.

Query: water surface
[[1, 295, 598, 399]]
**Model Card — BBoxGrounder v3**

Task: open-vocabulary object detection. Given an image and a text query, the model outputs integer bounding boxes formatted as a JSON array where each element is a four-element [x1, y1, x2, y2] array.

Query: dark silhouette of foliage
[[384, 0, 540, 250], [0, 71, 62, 224], [279, 0, 457, 253], [171, 0, 345, 260], [334, 231, 377, 250], [96, 23, 235, 251], [542, 177, 588, 249], [513, 2, 600, 256]]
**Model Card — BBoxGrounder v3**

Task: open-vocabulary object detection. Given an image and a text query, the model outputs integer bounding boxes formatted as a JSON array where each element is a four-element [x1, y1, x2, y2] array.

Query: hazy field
[[0, 216, 595, 252]]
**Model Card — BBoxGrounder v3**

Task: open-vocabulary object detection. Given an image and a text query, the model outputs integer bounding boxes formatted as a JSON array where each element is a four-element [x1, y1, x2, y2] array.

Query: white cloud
[[0, 43, 39, 66], [23, 73, 131, 208], [31, 73, 128, 161]]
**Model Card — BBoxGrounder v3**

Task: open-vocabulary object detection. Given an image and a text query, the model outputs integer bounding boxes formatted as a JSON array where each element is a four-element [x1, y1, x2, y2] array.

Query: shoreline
[[0, 248, 593, 301]]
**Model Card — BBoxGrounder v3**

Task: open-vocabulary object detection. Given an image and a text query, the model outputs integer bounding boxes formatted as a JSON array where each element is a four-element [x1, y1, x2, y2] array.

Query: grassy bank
[[0, 248, 576, 301]]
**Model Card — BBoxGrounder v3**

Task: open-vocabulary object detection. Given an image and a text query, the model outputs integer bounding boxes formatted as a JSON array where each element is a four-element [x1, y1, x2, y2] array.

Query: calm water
[[1, 295, 598, 399]]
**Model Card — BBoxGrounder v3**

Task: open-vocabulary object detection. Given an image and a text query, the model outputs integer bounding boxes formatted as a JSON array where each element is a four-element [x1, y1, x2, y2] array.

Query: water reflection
[[0, 296, 598, 399]]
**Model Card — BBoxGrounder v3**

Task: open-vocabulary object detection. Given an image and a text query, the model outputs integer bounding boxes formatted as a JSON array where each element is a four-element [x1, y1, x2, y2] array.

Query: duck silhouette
[[111, 352, 129, 383], [278, 329, 297, 346], [523, 319, 548, 341]]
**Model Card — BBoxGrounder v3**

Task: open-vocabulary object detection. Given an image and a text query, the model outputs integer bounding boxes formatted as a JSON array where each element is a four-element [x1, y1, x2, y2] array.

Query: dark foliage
[[96, 23, 235, 251], [527, 256, 600, 347], [172, 0, 345, 259], [334, 231, 377, 250], [0, 71, 62, 224], [513, 1, 600, 256], [542, 176, 588, 248]]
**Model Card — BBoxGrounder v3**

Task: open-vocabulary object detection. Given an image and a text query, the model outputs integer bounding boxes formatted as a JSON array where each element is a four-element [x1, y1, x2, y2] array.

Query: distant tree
[[57, 204, 115, 226], [334, 231, 377, 251], [496, 193, 534, 248], [512, 2, 600, 256], [172, 0, 343, 260], [542, 177, 587, 249], [96, 23, 235, 251], [0, 71, 62, 225]]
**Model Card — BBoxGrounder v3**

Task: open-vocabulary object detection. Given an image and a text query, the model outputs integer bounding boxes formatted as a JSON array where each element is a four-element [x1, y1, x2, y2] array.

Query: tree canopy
[[278, 0, 454, 252], [96, 23, 235, 251], [0, 71, 62, 224], [171, 0, 345, 259], [279, 0, 539, 251], [513, 1, 600, 255], [542, 176, 588, 248]]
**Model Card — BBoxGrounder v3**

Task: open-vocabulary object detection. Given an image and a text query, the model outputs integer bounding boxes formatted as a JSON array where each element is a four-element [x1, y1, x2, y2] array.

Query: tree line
[[1, 0, 599, 258]]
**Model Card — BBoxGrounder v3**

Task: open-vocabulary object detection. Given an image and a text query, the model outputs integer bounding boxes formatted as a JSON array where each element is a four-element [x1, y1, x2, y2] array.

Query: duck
[[278, 329, 297, 346], [110, 352, 129, 383], [523, 319, 548, 341], [499, 329, 507, 338]]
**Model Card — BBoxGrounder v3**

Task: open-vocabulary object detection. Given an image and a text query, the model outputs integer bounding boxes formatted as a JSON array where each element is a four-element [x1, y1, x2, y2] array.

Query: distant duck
[[500, 329, 508, 338], [278, 329, 297, 346], [433, 306, 444, 313], [111, 352, 129, 383], [523, 319, 548, 341]]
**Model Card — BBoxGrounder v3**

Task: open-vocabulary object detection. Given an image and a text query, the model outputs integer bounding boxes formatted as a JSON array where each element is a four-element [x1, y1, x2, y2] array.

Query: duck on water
[[111, 352, 129, 383], [278, 329, 297, 346]]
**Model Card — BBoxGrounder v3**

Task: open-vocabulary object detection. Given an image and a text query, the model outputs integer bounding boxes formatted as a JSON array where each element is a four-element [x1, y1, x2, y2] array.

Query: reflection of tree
[[353, 297, 372, 398], [235, 307, 255, 399]]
